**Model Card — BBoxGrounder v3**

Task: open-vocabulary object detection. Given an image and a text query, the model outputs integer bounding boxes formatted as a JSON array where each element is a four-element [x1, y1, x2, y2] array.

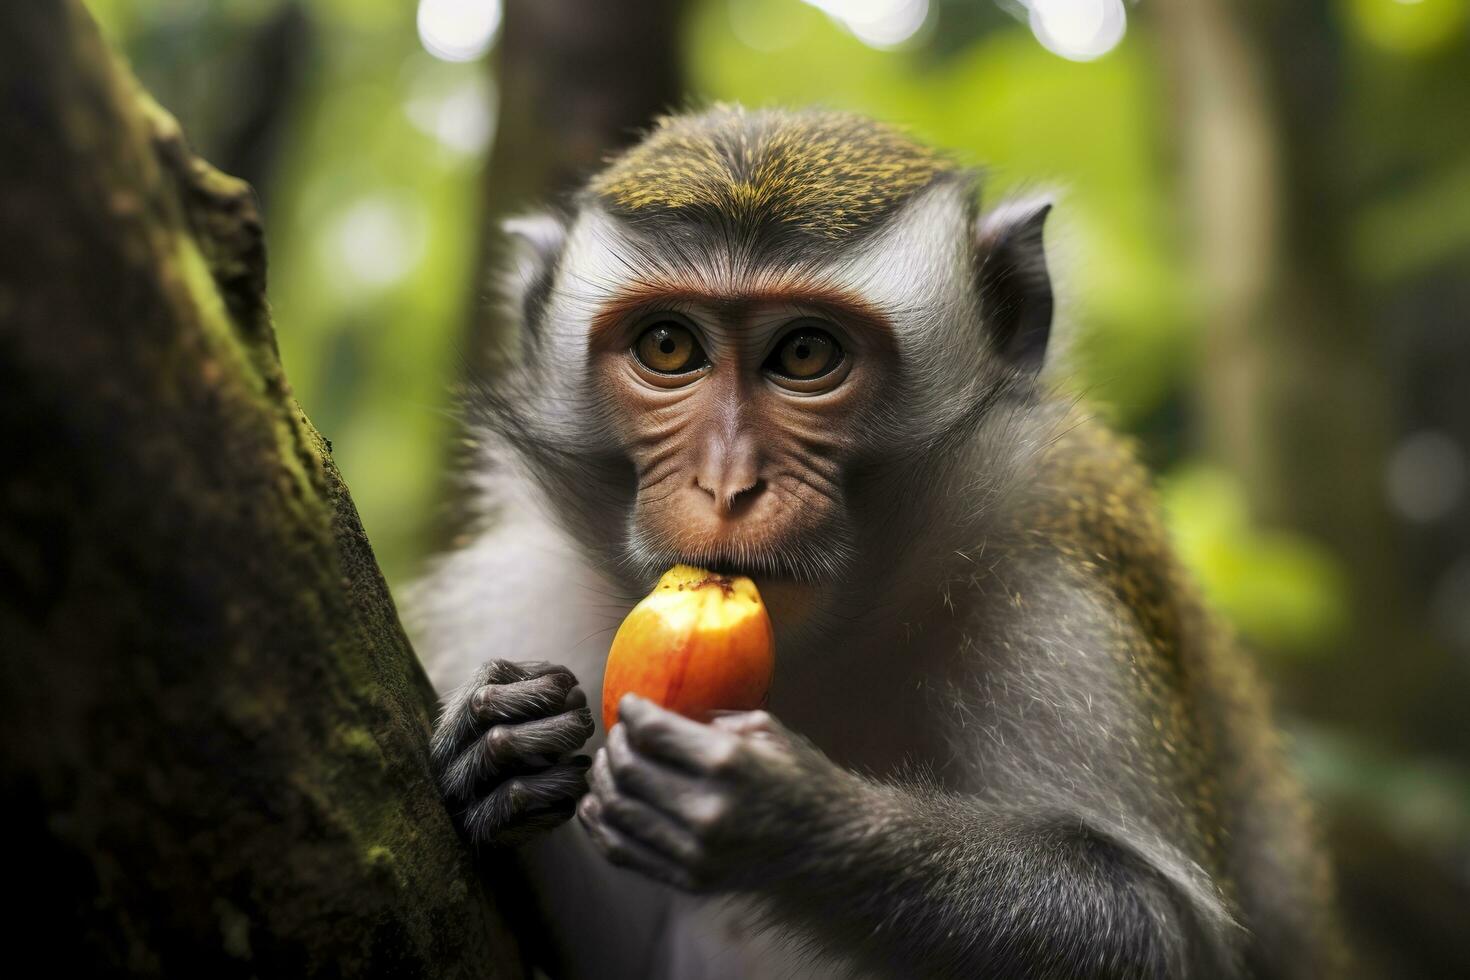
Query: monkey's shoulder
[[1014, 408, 1211, 658], [1023, 412, 1170, 562]]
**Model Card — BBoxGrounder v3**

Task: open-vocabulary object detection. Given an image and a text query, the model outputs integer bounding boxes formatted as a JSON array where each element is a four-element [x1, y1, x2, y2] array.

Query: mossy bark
[[0, 2, 520, 975]]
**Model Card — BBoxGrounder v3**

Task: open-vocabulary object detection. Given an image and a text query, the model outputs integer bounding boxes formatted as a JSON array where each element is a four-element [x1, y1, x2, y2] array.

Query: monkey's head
[[477, 106, 1054, 625]]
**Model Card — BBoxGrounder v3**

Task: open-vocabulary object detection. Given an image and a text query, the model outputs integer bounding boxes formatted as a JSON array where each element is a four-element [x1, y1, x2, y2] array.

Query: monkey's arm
[[580, 697, 1241, 980]]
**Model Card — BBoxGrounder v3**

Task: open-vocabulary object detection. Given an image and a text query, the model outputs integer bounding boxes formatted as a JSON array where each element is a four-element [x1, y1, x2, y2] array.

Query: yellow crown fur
[[589, 105, 953, 239]]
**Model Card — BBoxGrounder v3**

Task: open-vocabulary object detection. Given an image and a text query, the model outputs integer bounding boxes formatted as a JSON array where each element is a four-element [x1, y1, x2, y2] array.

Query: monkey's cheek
[[749, 577, 820, 629]]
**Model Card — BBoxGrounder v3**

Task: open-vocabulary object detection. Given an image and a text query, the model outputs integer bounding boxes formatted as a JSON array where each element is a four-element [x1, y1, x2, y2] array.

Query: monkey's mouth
[[704, 558, 761, 579], [658, 545, 849, 587], [662, 555, 784, 584], [629, 500, 857, 588]]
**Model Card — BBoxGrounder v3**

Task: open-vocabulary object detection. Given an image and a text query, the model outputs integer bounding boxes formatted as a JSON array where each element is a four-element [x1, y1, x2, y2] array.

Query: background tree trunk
[[1153, 0, 1444, 751], [1154, 2, 1470, 975], [0, 2, 520, 974], [436, 0, 688, 544], [467, 0, 688, 369]]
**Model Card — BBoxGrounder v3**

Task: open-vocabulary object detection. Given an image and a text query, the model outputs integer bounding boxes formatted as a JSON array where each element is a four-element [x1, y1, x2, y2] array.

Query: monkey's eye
[[634, 320, 708, 375], [766, 325, 842, 382]]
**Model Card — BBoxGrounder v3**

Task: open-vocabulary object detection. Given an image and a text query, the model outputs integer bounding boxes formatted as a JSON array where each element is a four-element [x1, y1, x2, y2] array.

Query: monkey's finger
[[578, 793, 698, 892], [442, 708, 593, 799], [618, 695, 741, 775], [603, 725, 704, 815], [480, 709, 595, 773], [431, 660, 579, 772], [477, 659, 575, 687], [708, 709, 780, 738], [483, 805, 579, 849], [471, 671, 578, 725], [591, 737, 688, 816], [564, 686, 587, 710], [597, 783, 706, 871], [588, 743, 618, 795], [462, 760, 590, 847]]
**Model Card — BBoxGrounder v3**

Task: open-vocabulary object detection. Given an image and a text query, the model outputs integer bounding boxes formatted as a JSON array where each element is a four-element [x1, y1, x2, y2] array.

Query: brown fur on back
[[1028, 410, 1347, 978]]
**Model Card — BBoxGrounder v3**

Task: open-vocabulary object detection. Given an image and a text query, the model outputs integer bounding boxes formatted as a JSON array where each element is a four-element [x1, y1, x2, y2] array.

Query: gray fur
[[407, 111, 1337, 979]]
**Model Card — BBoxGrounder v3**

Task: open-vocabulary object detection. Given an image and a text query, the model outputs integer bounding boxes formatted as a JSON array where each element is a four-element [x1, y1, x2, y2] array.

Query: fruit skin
[[602, 565, 775, 730]]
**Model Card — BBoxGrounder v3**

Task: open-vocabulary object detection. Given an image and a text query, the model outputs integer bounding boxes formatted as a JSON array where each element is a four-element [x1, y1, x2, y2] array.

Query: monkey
[[407, 105, 1345, 979]]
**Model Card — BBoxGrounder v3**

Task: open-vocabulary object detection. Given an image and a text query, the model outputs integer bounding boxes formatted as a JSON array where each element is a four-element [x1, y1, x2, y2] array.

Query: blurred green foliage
[[263, 38, 487, 585], [694, 0, 1347, 657], [86, 0, 1470, 665], [1293, 721, 1470, 848], [1162, 467, 1348, 655], [1348, 0, 1468, 55], [93, 0, 486, 582]]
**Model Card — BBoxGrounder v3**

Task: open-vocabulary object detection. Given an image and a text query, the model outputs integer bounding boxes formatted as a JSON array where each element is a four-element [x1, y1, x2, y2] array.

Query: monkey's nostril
[[695, 475, 766, 517], [721, 478, 765, 518], [732, 477, 764, 504]]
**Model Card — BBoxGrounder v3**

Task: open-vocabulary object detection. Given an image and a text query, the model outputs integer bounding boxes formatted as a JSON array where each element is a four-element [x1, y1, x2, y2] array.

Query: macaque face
[[587, 289, 898, 589]]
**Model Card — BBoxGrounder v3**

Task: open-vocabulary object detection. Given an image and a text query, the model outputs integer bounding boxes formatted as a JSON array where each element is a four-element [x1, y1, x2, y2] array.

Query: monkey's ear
[[974, 199, 1053, 370], [501, 212, 568, 334]]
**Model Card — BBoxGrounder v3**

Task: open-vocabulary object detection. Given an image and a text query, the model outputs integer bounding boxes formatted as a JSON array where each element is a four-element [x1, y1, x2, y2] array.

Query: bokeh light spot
[[324, 196, 429, 293], [405, 70, 497, 158], [417, 0, 502, 63], [801, 0, 930, 49], [1026, 0, 1127, 62], [1386, 430, 1468, 523]]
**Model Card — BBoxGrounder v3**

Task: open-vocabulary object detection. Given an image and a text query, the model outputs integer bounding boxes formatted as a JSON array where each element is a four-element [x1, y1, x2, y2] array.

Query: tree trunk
[[0, 2, 520, 975], [1153, 0, 1454, 751], [433, 0, 688, 543], [1154, 3, 1470, 975]]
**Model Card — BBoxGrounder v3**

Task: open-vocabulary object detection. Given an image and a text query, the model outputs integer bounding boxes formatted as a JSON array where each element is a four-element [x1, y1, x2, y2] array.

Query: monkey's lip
[[681, 557, 818, 590], [703, 559, 759, 578], [661, 555, 786, 585]]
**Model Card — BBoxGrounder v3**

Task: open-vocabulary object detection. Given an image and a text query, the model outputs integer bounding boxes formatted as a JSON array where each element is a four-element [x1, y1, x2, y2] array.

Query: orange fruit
[[601, 565, 775, 730]]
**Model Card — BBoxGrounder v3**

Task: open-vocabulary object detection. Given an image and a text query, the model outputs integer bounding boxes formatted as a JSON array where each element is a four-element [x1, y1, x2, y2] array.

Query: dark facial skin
[[586, 292, 898, 586]]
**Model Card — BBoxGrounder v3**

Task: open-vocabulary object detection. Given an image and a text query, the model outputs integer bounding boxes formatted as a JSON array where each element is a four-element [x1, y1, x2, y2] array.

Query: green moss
[[215, 898, 254, 960], [336, 724, 381, 760], [0, 3, 521, 974]]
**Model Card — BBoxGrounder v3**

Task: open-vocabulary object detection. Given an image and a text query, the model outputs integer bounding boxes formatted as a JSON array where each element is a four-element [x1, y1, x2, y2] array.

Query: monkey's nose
[[694, 430, 765, 517], [694, 471, 766, 518]]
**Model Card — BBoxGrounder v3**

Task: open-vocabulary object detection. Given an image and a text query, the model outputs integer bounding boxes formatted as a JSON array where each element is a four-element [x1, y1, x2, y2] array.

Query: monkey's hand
[[579, 694, 860, 892], [431, 659, 594, 847]]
